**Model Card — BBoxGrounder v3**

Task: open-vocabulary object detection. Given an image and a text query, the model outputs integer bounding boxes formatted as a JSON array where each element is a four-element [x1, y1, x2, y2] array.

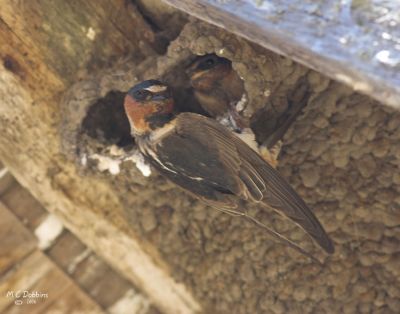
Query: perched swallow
[[124, 80, 335, 260]]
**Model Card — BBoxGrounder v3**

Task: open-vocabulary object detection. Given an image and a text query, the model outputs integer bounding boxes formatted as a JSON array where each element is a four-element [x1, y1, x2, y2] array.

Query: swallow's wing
[[144, 113, 333, 253], [177, 114, 334, 253]]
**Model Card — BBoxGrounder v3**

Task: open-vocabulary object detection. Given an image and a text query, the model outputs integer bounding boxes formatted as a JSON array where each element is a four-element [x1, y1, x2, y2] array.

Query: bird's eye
[[205, 58, 215, 66], [197, 56, 218, 71], [135, 90, 144, 97], [134, 89, 150, 100]]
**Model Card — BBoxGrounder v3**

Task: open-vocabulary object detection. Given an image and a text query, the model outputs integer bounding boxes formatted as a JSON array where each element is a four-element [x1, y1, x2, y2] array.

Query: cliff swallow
[[187, 54, 281, 167], [124, 80, 335, 261], [187, 53, 245, 126]]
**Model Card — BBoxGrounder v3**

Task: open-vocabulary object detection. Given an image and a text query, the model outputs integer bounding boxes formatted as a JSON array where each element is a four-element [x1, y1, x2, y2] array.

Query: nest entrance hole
[[81, 91, 134, 149]]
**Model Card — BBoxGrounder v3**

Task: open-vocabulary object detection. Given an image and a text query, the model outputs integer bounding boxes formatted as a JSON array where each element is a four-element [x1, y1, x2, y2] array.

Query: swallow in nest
[[187, 53, 282, 168]]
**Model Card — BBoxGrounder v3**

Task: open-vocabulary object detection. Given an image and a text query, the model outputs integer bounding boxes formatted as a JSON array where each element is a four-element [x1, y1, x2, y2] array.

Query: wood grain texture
[[45, 227, 150, 311], [1, 184, 47, 231], [0, 202, 37, 276], [163, 0, 400, 108]]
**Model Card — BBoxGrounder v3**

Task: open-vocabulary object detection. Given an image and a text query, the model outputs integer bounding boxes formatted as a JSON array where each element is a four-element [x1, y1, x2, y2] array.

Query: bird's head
[[124, 80, 174, 135], [186, 54, 245, 118], [187, 54, 232, 92]]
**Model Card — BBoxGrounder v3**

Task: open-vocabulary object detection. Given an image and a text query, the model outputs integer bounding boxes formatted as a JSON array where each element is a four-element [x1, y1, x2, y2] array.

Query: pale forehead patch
[[144, 85, 167, 93]]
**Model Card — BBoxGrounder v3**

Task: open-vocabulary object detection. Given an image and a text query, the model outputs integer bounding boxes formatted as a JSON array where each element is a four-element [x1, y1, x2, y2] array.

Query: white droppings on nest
[[124, 151, 152, 177], [108, 144, 126, 157], [236, 93, 247, 112], [34, 214, 64, 250], [91, 153, 121, 175], [219, 48, 225, 54], [88, 145, 151, 177]]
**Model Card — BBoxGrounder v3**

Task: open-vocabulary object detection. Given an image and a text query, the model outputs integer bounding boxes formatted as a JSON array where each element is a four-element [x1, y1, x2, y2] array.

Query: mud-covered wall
[[61, 16, 400, 314]]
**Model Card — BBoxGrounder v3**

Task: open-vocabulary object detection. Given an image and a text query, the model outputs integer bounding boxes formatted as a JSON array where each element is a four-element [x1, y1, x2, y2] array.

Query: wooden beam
[[163, 0, 400, 108]]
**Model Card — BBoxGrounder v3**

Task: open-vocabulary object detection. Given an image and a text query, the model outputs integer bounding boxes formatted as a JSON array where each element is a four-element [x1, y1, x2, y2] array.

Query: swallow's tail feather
[[257, 164, 335, 254], [208, 203, 322, 264]]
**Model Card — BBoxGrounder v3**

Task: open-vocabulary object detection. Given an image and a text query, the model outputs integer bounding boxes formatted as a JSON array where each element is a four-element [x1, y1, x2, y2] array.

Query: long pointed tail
[[244, 213, 322, 264], [211, 205, 323, 264], [257, 164, 335, 254]]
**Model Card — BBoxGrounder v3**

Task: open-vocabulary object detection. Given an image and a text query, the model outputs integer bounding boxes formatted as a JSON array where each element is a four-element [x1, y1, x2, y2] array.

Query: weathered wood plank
[[1, 183, 47, 231], [47, 231, 134, 309], [36, 285, 103, 314], [0, 250, 104, 314], [0, 202, 37, 276], [71, 252, 132, 309], [46, 231, 88, 272], [163, 0, 400, 108]]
